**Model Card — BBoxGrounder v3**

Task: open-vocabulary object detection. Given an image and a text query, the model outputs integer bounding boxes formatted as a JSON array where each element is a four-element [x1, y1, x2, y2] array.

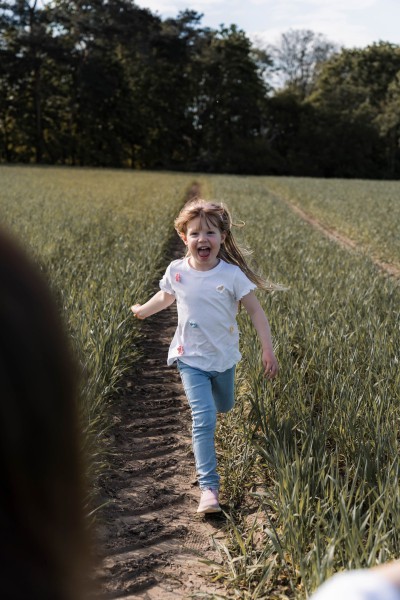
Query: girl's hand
[[262, 348, 278, 379], [130, 291, 175, 321], [130, 304, 145, 319], [241, 292, 278, 379]]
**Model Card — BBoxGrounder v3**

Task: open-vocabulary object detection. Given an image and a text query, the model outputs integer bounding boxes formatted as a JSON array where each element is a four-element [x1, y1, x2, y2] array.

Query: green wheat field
[[1, 165, 399, 598]]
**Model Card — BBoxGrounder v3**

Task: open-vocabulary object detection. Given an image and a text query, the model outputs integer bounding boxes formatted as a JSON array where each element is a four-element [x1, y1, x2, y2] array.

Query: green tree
[[193, 25, 270, 173], [310, 42, 400, 114], [49, 0, 160, 166], [308, 42, 400, 177], [374, 71, 400, 177], [0, 0, 59, 162], [125, 10, 203, 169]]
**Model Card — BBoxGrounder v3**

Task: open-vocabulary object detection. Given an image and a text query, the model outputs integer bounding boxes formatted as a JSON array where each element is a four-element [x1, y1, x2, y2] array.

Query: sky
[[133, 0, 400, 50]]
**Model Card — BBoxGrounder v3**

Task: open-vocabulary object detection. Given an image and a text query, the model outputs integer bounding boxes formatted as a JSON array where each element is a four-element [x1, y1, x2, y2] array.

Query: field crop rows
[[0, 166, 195, 492], [207, 176, 400, 598], [265, 176, 400, 266], [1, 167, 399, 598]]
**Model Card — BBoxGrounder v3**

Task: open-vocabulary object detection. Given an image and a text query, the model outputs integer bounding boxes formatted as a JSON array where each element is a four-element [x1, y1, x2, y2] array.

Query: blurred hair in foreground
[[0, 227, 90, 599]]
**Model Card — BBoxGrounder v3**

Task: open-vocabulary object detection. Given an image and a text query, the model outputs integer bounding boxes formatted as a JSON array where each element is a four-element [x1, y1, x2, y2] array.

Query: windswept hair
[[174, 198, 276, 291]]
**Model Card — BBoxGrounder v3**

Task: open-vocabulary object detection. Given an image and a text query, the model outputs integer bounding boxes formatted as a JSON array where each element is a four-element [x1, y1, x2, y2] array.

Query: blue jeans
[[177, 360, 235, 490]]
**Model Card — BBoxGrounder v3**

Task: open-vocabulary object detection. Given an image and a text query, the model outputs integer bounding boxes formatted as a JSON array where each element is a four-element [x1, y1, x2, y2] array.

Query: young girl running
[[131, 198, 278, 514]]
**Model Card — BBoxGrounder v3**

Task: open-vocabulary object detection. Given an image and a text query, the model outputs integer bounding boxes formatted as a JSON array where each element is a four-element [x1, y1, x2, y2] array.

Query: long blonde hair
[[174, 198, 274, 291]]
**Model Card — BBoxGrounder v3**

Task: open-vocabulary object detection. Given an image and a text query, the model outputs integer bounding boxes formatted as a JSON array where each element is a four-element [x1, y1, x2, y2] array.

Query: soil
[[97, 187, 229, 599]]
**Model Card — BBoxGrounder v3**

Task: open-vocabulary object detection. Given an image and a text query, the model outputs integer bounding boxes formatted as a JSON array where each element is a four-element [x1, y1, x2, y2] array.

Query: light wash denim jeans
[[177, 359, 235, 490]]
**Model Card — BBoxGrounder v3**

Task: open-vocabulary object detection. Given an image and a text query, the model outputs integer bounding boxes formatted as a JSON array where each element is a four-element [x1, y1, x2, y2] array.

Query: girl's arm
[[131, 290, 175, 319], [241, 291, 278, 379]]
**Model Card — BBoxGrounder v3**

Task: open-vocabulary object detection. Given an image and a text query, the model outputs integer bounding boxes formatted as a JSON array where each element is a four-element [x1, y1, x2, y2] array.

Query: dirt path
[[97, 191, 228, 599], [275, 192, 400, 279]]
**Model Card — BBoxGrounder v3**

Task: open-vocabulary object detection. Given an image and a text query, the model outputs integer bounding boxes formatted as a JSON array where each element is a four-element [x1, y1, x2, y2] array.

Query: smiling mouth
[[198, 246, 210, 258]]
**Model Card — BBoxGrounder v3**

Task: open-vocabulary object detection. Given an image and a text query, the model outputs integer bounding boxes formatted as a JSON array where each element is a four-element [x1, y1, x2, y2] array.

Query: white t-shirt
[[311, 570, 400, 600], [159, 257, 256, 372]]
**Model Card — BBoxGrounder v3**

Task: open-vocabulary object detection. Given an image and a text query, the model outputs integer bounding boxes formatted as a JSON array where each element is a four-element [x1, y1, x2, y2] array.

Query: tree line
[[1, 0, 400, 178]]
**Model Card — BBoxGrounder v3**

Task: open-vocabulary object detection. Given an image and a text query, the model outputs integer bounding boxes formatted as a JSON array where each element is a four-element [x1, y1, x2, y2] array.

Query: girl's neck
[[187, 256, 220, 271]]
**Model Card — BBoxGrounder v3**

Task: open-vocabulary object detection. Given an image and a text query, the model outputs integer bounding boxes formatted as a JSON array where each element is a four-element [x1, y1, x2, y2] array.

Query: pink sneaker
[[197, 488, 221, 514]]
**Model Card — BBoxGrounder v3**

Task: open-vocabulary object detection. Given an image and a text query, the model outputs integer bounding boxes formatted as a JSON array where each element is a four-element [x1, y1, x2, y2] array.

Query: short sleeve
[[159, 264, 176, 296], [233, 268, 257, 301]]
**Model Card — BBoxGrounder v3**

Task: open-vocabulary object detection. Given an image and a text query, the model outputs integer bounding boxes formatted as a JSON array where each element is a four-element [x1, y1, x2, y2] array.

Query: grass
[[1, 166, 399, 598], [263, 176, 400, 266], [206, 175, 400, 598], [0, 165, 196, 494]]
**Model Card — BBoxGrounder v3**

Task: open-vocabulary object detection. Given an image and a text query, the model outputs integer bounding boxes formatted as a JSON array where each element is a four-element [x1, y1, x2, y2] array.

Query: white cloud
[[251, 1, 379, 48], [283, 0, 372, 7], [134, 0, 400, 48], [242, 0, 376, 8], [253, 23, 370, 50], [135, 0, 225, 15]]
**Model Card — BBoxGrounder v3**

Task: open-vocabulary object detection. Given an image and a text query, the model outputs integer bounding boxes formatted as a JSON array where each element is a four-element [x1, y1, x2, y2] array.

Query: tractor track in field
[[276, 193, 400, 279], [96, 185, 228, 599]]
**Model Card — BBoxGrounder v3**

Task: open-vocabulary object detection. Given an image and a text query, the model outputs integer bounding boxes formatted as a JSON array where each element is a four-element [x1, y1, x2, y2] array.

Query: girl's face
[[181, 215, 226, 271]]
